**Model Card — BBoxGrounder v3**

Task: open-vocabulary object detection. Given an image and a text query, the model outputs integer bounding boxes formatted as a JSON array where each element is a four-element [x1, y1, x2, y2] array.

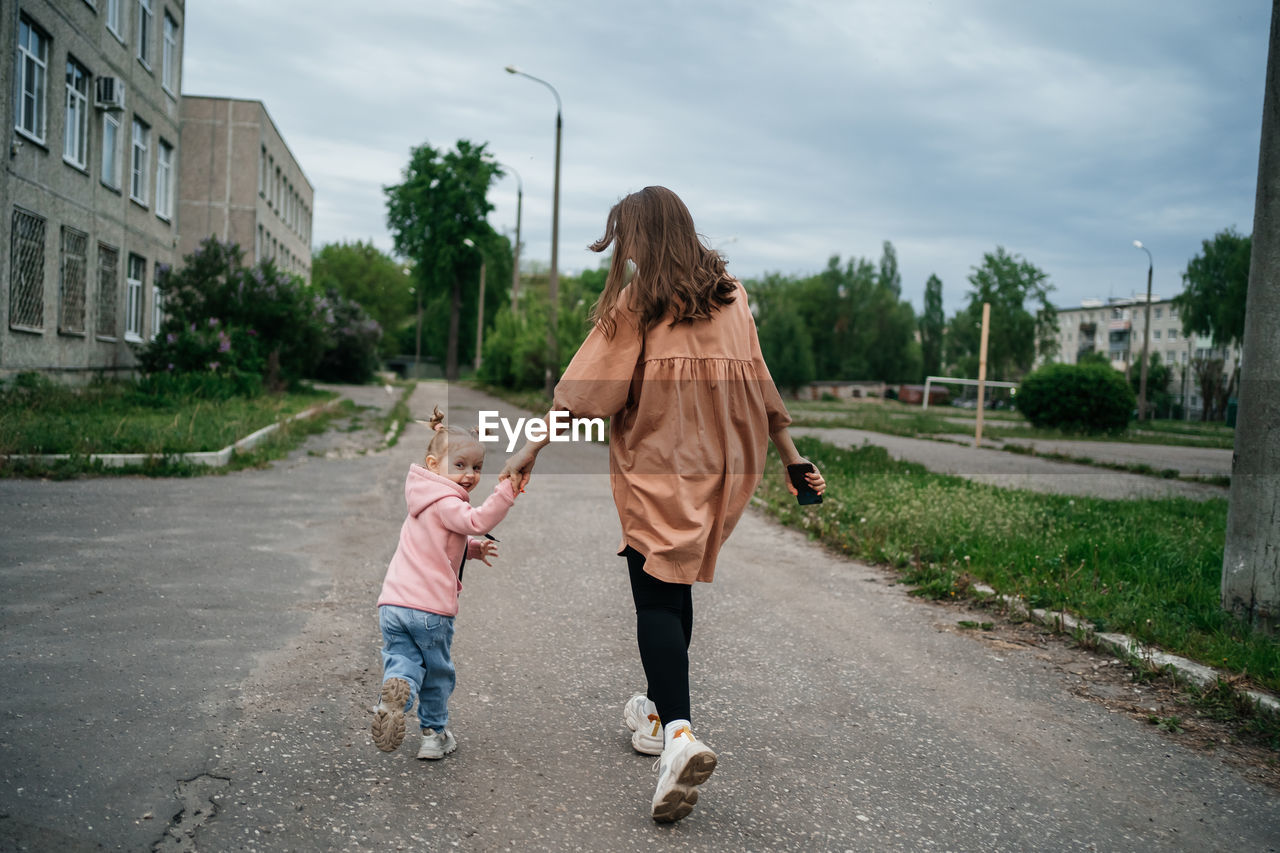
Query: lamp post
[[1133, 240, 1154, 420], [505, 65, 561, 397], [463, 238, 487, 373], [499, 163, 523, 312]]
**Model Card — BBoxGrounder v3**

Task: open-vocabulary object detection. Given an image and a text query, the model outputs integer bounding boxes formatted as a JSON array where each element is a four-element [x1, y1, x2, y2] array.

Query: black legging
[[624, 546, 693, 726]]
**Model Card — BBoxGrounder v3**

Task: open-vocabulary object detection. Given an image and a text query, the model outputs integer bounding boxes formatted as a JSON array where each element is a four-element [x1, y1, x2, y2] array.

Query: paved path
[[0, 381, 1272, 851], [993, 436, 1232, 479], [792, 426, 1229, 501]]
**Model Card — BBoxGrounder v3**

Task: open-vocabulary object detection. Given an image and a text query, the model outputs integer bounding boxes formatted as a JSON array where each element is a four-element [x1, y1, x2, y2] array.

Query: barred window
[[126, 253, 145, 340], [9, 208, 47, 330], [97, 243, 120, 338], [59, 227, 88, 335]]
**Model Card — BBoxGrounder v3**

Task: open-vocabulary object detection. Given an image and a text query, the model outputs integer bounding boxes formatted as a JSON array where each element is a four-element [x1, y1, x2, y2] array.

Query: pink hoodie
[[377, 464, 516, 617]]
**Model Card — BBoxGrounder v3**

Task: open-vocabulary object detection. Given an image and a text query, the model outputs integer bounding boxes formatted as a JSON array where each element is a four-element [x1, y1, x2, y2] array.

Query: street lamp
[[1133, 240, 1154, 420], [505, 64, 561, 397], [498, 163, 523, 312], [463, 238, 487, 373]]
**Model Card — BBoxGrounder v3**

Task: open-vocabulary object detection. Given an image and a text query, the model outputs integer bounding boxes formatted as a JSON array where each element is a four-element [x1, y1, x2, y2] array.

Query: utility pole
[[1223, 0, 1280, 634]]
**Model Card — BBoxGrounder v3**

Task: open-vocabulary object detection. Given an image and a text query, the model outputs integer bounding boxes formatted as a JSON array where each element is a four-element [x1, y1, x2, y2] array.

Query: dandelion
[[860, 517, 867, 524]]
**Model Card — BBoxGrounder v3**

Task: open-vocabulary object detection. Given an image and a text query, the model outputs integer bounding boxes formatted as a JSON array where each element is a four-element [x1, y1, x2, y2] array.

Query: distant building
[[1, 0, 186, 380], [178, 96, 313, 279], [1051, 295, 1241, 418]]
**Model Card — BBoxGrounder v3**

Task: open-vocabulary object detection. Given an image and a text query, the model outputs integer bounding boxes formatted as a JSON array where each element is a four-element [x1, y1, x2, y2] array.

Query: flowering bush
[[140, 239, 331, 390], [314, 288, 383, 383]]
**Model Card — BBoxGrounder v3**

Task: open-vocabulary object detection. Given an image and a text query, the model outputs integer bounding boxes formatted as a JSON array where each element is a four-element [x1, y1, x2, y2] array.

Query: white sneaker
[[651, 728, 717, 823], [416, 727, 458, 760], [623, 693, 663, 756], [371, 677, 412, 752]]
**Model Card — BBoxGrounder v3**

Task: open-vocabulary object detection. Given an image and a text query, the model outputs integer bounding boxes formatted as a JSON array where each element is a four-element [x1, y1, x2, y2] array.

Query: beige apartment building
[[1, 0, 186, 380], [1052, 295, 1241, 417], [178, 96, 313, 279]]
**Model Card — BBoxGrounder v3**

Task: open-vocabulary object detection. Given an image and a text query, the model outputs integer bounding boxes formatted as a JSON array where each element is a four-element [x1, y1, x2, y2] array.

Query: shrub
[[1015, 362, 1135, 434], [314, 289, 382, 384], [140, 239, 330, 390]]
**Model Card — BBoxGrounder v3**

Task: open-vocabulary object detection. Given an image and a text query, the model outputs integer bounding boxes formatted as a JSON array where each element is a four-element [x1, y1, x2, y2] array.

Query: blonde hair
[[588, 186, 736, 339], [422, 405, 480, 465]]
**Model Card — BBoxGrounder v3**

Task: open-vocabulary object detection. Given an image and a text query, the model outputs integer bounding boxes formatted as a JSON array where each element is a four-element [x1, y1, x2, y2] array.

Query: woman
[[499, 186, 825, 822]]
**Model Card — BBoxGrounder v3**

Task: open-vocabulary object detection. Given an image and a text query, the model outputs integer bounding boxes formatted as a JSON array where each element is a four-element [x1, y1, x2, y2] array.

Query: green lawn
[[758, 436, 1277, 696]]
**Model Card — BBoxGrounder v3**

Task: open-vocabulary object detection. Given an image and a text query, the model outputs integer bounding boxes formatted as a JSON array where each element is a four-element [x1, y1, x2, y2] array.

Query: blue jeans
[[378, 604, 456, 733]]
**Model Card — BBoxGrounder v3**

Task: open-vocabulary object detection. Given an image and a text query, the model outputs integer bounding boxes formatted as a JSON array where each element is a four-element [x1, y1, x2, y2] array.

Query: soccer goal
[[920, 376, 1019, 411]]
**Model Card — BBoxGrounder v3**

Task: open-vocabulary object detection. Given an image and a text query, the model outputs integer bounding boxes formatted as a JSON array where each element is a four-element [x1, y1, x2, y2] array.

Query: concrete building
[[1051, 295, 1241, 418], [178, 96, 312, 279], [2, 0, 186, 380]]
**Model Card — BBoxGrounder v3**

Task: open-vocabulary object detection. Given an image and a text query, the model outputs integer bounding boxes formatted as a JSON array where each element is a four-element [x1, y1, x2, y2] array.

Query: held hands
[[497, 443, 538, 494], [475, 538, 499, 566], [784, 458, 826, 498]]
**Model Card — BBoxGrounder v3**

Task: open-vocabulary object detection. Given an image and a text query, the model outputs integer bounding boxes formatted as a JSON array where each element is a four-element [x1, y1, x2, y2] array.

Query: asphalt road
[[0, 381, 1274, 852]]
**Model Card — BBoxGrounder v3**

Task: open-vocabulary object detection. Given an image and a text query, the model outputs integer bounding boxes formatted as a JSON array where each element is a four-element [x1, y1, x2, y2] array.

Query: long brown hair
[[588, 186, 736, 338]]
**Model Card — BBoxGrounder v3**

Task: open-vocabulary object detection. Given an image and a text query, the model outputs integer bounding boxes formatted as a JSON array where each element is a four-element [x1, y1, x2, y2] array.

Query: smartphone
[[787, 462, 823, 505]]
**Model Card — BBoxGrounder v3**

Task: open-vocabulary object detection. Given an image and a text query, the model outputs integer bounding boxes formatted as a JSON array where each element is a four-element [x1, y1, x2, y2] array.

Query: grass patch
[[0, 374, 344, 477], [787, 398, 1235, 449], [756, 436, 1279, 694]]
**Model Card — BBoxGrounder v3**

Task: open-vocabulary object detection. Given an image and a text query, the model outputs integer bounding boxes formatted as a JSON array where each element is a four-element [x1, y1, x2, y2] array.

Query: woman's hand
[[784, 458, 826, 497], [498, 443, 539, 493]]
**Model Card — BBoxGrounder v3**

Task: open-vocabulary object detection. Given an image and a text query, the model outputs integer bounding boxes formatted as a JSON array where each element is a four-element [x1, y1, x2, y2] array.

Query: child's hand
[[476, 538, 499, 566]]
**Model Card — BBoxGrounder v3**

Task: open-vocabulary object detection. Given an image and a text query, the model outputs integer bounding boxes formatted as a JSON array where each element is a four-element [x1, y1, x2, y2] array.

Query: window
[[1181, 350, 1188, 364], [106, 0, 124, 38], [259, 145, 266, 195], [16, 17, 50, 142], [96, 243, 119, 339], [155, 139, 174, 219], [102, 112, 121, 188], [130, 117, 150, 204], [1153, 329, 1161, 340], [1169, 307, 1179, 320], [125, 254, 145, 340], [151, 282, 164, 339], [162, 13, 178, 92], [64, 59, 91, 168], [9, 209, 47, 331], [256, 224, 263, 261], [136, 0, 153, 67], [1154, 307, 1163, 319], [59, 227, 88, 335], [1166, 350, 1176, 364]]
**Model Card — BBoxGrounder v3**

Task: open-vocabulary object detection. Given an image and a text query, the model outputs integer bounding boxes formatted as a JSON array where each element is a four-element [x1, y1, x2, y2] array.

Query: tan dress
[[554, 281, 792, 584]]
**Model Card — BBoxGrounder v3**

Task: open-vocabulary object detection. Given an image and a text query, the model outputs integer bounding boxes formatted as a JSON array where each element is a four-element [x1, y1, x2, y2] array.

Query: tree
[[757, 298, 816, 394], [878, 240, 901, 298], [945, 247, 1058, 380], [384, 140, 503, 381], [1174, 228, 1251, 349], [920, 274, 944, 380], [312, 241, 414, 358], [1129, 352, 1175, 419]]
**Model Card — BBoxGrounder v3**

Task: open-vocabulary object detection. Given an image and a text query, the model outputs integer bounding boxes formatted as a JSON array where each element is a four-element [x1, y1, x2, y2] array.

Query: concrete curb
[[971, 582, 1280, 715], [1, 399, 341, 470]]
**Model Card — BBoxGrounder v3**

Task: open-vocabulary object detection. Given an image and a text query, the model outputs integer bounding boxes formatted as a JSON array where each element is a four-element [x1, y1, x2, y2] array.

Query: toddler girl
[[372, 406, 517, 759]]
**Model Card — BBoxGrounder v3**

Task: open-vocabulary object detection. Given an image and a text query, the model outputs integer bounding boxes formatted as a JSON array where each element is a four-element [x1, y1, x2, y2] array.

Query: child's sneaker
[[623, 693, 663, 756], [650, 727, 717, 823], [371, 677, 412, 752], [416, 727, 458, 760]]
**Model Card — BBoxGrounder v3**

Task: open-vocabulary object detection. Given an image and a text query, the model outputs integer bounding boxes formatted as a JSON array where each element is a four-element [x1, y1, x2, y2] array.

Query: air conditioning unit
[[95, 77, 125, 111]]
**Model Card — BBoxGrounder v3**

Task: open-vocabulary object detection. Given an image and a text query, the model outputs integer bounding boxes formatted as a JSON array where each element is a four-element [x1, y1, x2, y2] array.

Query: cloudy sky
[[184, 0, 1268, 316]]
